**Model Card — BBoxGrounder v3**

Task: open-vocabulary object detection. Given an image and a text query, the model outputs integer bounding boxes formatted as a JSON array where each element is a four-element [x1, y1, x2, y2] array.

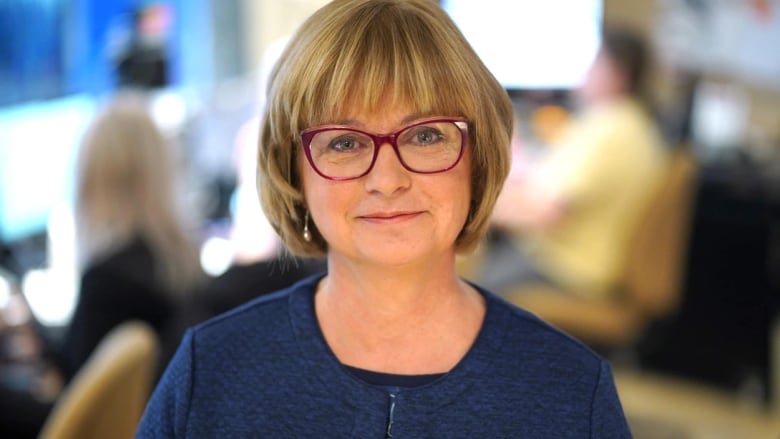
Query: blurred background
[[0, 0, 779, 437]]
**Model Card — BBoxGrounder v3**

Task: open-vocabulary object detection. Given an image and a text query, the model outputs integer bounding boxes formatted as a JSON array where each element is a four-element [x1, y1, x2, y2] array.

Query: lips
[[358, 211, 422, 222]]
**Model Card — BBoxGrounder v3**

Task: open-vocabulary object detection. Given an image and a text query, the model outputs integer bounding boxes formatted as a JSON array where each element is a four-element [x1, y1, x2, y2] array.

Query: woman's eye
[[329, 136, 360, 152], [412, 128, 442, 145]]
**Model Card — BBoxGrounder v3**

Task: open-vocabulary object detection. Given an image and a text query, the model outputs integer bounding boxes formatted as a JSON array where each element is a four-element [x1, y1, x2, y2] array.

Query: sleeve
[[135, 330, 195, 438], [590, 361, 632, 438]]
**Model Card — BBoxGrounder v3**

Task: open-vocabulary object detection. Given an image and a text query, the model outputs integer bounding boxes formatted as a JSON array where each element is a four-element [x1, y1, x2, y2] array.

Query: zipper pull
[[386, 392, 397, 438]]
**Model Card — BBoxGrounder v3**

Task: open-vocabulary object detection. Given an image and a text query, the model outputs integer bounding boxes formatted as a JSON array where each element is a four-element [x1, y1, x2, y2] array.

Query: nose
[[363, 141, 411, 195]]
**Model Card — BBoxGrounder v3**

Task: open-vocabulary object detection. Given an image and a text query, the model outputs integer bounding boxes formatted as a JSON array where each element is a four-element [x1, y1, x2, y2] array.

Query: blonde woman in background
[[61, 93, 204, 379], [0, 93, 204, 439]]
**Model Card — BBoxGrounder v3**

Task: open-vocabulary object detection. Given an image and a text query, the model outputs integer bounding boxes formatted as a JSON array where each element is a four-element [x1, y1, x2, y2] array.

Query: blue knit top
[[137, 274, 631, 438]]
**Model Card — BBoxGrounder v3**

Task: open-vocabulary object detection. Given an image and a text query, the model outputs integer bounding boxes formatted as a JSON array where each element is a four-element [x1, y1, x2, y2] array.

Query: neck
[[314, 253, 485, 374], [321, 252, 465, 317]]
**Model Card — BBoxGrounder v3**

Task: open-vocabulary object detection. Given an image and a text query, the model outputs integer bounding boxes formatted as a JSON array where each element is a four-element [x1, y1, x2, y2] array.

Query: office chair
[[506, 149, 699, 350], [37, 320, 159, 439]]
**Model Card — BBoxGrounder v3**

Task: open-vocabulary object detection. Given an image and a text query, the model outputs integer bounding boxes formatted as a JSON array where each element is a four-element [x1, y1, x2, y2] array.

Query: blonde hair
[[258, 0, 513, 256], [75, 94, 202, 294]]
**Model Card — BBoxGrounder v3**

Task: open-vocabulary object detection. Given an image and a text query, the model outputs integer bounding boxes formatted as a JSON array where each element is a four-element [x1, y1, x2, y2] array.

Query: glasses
[[300, 118, 468, 181]]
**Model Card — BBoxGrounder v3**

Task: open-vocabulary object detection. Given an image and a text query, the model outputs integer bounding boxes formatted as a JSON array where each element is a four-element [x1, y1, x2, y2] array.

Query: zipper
[[385, 391, 397, 438]]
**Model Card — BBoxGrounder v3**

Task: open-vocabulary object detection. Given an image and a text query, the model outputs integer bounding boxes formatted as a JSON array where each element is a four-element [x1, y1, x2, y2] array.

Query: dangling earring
[[302, 210, 312, 242]]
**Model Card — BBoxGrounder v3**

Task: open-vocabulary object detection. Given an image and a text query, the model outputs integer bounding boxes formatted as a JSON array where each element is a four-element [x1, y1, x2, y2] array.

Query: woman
[[62, 94, 204, 379], [138, 1, 630, 436], [0, 94, 204, 439]]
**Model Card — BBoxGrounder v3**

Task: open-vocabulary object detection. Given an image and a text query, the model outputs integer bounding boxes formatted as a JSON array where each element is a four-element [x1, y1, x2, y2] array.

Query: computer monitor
[[0, 94, 96, 245], [441, 0, 603, 91]]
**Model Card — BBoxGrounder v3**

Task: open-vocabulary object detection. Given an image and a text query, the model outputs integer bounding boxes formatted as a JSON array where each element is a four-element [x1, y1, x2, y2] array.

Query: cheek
[[300, 166, 350, 234], [300, 162, 325, 224], [458, 150, 473, 201], [299, 157, 322, 207], [301, 164, 325, 211], [444, 154, 473, 220]]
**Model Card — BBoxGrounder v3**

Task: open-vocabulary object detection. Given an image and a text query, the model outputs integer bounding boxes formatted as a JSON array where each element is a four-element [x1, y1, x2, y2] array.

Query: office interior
[[0, 0, 779, 437]]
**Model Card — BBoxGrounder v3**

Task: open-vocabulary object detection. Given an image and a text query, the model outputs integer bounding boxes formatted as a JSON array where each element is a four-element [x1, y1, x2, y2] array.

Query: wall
[[605, 0, 780, 148], [242, 0, 329, 77]]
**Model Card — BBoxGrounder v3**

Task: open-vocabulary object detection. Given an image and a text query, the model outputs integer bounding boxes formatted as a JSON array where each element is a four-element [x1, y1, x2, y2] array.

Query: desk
[[638, 156, 780, 405]]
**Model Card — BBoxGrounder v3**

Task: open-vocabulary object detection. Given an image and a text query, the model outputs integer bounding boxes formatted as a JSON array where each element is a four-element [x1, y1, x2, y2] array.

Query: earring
[[302, 210, 312, 242]]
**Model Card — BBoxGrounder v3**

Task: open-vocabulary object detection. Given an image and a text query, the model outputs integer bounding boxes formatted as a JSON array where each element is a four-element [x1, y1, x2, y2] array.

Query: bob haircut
[[258, 0, 513, 256]]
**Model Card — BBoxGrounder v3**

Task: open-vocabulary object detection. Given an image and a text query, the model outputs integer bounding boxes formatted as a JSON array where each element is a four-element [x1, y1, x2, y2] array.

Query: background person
[[485, 25, 670, 300], [61, 93, 204, 379], [0, 93, 205, 438], [138, 1, 630, 436]]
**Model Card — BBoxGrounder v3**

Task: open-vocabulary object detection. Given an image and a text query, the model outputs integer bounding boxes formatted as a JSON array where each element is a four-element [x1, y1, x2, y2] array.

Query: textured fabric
[[137, 274, 631, 438], [524, 97, 668, 299], [159, 257, 326, 369]]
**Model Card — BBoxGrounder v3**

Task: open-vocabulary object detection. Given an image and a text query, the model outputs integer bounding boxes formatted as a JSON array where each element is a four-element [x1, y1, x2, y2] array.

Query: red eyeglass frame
[[299, 118, 469, 181]]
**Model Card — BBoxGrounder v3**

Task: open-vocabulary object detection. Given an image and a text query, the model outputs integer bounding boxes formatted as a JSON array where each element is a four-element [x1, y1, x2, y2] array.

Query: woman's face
[[300, 103, 472, 268]]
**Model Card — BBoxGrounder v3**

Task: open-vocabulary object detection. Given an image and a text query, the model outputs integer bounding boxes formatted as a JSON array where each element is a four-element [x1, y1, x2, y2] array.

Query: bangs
[[301, 4, 476, 125]]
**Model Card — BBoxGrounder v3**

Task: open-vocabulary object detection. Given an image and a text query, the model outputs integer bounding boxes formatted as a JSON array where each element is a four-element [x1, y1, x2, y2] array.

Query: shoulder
[[187, 273, 321, 349], [571, 98, 650, 139], [463, 287, 629, 433], [200, 258, 326, 313], [79, 240, 164, 303], [601, 98, 662, 142], [159, 274, 321, 405], [480, 288, 606, 376], [82, 238, 154, 283]]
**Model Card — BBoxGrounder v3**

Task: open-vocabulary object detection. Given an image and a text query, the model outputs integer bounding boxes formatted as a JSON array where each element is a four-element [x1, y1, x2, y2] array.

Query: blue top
[[137, 274, 631, 438]]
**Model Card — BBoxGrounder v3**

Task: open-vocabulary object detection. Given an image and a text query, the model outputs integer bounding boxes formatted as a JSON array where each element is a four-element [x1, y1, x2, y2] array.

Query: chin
[[359, 239, 455, 268]]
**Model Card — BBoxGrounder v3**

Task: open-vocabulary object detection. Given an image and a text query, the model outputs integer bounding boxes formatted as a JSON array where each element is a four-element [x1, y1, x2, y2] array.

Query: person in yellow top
[[486, 25, 669, 300]]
